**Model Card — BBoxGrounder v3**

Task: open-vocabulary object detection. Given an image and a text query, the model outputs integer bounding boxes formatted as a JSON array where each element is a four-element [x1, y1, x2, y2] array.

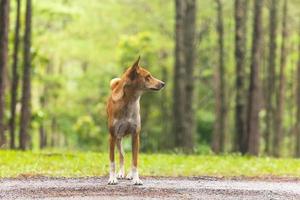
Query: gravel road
[[0, 177, 300, 199]]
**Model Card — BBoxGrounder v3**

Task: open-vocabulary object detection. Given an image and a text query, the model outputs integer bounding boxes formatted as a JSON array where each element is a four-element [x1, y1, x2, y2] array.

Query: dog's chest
[[113, 99, 141, 138]]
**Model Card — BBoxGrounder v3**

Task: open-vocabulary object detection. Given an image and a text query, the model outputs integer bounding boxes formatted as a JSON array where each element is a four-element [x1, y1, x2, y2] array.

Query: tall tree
[[234, 0, 248, 153], [19, 0, 32, 150], [296, 24, 300, 157], [9, 0, 21, 149], [265, 0, 279, 155], [173, 0, 186, 151], [246, 0, 263, 155], [183, 0, 196, 151], [273, 0, 288, 157], [0, 0, 9, 147], [173, 0, 196, 153], [212, 0, 226, 153]]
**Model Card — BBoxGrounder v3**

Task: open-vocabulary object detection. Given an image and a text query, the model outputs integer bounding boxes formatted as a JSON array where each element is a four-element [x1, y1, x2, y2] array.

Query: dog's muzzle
[[150, 81, 165, 91]]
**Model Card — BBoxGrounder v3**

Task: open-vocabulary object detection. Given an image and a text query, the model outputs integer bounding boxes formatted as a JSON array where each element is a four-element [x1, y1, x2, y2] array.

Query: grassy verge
[[0, 150, 300, 178]]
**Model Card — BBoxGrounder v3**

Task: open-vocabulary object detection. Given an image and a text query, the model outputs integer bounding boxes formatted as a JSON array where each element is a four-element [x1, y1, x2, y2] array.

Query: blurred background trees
[[0, 0, 9, 147], [0, 0, 299, 157]]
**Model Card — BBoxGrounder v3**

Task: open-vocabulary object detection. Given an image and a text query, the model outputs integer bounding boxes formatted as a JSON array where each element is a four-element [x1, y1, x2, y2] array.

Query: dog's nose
[[161, 82, 165, 88]]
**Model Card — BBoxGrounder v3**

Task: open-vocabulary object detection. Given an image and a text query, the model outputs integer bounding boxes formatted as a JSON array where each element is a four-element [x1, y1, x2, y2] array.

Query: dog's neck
[[123, 87, 143, 103]]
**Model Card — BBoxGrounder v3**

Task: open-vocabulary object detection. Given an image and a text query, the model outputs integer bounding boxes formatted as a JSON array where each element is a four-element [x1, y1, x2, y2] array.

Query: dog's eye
[[145, 75, 151, 81]]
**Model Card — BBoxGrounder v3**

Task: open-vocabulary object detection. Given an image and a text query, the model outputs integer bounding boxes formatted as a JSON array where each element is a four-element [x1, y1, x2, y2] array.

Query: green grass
[[0, 150, 300, 178]]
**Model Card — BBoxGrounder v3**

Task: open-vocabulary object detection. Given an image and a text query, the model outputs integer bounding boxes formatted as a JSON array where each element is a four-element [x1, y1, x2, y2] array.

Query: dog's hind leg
[[126, 132, 143, 185], [108, 135, 118, 185], [116, 138, 125, 179]]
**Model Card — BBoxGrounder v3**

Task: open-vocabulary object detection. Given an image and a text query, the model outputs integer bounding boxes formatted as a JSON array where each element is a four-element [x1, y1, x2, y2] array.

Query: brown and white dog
[[106, 57, 165, 185]]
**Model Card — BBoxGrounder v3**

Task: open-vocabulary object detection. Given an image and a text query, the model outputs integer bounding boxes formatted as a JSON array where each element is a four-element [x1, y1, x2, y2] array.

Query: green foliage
[[118, 32, 156, 67], [20, 0, 175, 151], [196, 110, 214, 144], [73, 115, 101, 150], [5, 0, 300, 155]]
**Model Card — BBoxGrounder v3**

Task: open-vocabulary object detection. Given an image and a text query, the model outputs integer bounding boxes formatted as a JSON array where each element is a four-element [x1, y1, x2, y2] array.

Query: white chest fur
[[113, 98, 141, 138]]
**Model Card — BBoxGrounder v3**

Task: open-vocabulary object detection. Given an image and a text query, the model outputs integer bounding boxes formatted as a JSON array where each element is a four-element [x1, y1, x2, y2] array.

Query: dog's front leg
[[108, 135, 118, 185], [116, 138, 125, 179], [126, 132, 143, 185]]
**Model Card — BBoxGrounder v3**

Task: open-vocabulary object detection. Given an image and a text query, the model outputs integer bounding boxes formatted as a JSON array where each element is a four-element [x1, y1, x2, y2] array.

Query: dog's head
[[111, 57, 165, 101]]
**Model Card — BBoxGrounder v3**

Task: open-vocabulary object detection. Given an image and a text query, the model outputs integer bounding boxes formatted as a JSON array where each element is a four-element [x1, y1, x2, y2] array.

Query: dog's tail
[[110, 78, 121, 90]]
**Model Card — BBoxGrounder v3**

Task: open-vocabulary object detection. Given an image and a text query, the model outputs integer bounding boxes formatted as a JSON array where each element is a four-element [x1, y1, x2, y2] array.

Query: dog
[[106, 56, 165, 185]]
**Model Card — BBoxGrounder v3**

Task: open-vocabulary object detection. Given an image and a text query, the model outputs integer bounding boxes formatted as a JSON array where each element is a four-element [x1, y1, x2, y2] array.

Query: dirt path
[[0, 177, 300, 199]]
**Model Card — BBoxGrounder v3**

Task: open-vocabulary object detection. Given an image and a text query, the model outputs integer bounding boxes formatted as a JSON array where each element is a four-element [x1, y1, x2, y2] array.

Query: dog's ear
[[111, 80, 124, 101], [132, 56, 140, 69], [128, 56, 140, 80]]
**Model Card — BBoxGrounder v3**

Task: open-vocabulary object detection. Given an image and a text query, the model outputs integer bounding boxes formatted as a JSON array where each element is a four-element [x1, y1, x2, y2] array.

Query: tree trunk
[[183, 0, 196, 152], [265, 0, 278, 155], [19, 0, 32, 150], [273, 0, 288, 157], [212, 0, 226, 153], [296, 25, 300, 157], [246, 0, 263, 155], [0, 0, 9, 147], [173, 0, 196, 153], [9, 0, 21, 149], [234, 0, 248, 154], [173, 0, 186, 150]]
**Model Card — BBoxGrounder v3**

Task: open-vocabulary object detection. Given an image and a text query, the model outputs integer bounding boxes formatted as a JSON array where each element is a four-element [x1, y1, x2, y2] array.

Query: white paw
[[126, 171, 133, 180], [117, 170, 125, 179], [133, 177, 143, 185], [108, 175, 118, 185]]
